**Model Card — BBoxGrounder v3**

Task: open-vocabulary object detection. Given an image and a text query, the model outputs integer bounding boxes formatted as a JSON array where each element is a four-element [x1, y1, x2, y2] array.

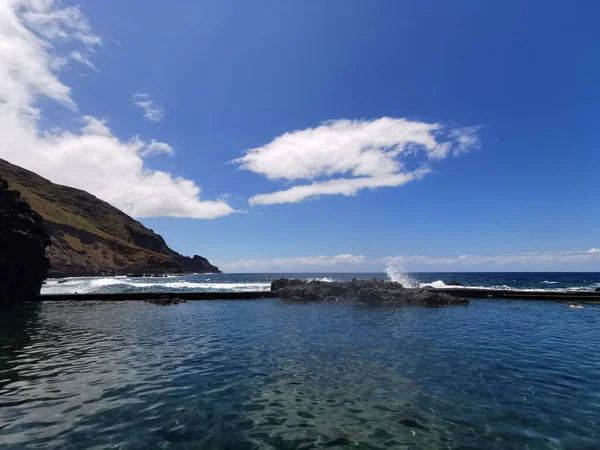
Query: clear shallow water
[[41, 272, 600, 295], [2, 299, 600, 449]]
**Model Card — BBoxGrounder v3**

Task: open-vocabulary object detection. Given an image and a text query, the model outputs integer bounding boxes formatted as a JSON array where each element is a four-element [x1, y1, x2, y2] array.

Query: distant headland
[[0, 158, 220, 278]]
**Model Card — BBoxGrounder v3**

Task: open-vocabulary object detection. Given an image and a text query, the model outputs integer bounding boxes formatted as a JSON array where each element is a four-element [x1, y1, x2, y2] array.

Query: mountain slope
[[0, 158, 220, 277]]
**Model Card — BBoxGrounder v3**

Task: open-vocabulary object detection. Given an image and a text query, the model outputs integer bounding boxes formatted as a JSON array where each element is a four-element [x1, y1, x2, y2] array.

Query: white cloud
[[218, 254, 366, 272], [140, 139, 173, 157], [69, 50, 96, 70], [218, 249, 600, 272], [133, 92, 165, 122], [0, 0, 74, 112], [19, 0, 102, 47], [448, 126, 480, 156], [0, 0, 234, 219], [234, 118, 479, 205], [384, 248, 600, 268], [81, 115, 110, 136], [249, 169, 430, 205]]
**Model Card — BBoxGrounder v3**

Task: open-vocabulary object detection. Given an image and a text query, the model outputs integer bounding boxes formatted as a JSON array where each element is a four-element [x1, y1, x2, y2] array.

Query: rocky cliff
[[0, 159, 220, 277], [0, 176, 50, 307]]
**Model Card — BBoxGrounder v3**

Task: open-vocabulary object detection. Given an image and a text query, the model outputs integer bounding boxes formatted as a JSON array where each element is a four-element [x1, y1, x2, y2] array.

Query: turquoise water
[[2, 298, 600, 449]]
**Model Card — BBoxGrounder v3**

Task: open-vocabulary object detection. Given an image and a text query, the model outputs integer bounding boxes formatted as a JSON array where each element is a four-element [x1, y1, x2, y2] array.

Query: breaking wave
[[42, 277, 270, 295], [384, 267, 599, 292], [416, 280, 598, 292], [41, 272, 600, 296], [306, 277, 334, 282], [416, 280, 515, 290], [419, 280, 450, 289], [385, 265, 418, 288]]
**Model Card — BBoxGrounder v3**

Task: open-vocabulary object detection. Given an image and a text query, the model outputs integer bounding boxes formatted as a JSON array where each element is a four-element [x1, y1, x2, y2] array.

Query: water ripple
[[1, 300, 600, 449]]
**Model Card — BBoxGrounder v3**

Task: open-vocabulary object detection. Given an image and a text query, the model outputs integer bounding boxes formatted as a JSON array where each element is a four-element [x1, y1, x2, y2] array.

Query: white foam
[[416, 280, 509, 290], [129, 281, 270, 291], [41, 277, 270, 294], [541, 281, 559, 284], [385, 265, 418, 288], [418, 280, 448, 288], [307, 277, 334, 282], [90, 278, 128, 287], [419, 282, 596, 293], [42, 278, 107, 295]]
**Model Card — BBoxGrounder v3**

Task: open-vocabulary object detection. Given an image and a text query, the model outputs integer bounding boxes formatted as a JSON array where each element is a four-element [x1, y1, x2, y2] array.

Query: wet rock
[[271, 278, 468, 306], [446, 281, 464, 287], [596, 288, 600, 292], [0, 176, 50, 307], [146, 295, 186, 305], [398, 418, 428, 431], [126, 273, 145, 278]]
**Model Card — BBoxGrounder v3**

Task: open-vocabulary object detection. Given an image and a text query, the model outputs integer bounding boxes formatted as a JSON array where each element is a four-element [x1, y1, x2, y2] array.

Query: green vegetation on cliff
[[0, 158, 220, 277]]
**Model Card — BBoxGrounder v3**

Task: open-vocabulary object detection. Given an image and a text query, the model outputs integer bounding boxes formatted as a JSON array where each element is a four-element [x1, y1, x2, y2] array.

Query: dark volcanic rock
[[146, 295, 186, 306], [271, 278, 468, 306], [596, 288, 600, 293], [0, 176, 50, 307], [446, 281, 464, 287]]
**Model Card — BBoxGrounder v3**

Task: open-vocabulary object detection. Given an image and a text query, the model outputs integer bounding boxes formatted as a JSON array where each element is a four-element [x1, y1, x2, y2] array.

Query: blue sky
[[1, 0, 599, 271]]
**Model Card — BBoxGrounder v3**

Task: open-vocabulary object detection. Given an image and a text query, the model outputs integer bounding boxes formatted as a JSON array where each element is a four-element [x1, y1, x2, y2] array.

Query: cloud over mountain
[[0, 0, 234, 219]]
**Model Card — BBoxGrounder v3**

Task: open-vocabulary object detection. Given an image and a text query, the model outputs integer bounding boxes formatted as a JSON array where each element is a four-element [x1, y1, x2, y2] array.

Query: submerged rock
[[0, 176, 50, 307], [146, 295, 186, 306], [271, 278, 468, 306]]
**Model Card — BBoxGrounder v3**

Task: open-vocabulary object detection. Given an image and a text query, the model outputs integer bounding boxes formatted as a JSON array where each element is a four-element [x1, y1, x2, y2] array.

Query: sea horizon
[[41, 271, 600, 296]]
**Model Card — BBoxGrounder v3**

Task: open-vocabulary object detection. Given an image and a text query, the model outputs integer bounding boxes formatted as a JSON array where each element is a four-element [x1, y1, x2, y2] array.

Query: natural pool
[[1, 299, 600, 449]]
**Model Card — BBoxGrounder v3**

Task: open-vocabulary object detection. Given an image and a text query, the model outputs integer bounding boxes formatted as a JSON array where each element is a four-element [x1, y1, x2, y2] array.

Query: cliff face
[[0, 159, 220, 277], [0, 176, 50, 307]]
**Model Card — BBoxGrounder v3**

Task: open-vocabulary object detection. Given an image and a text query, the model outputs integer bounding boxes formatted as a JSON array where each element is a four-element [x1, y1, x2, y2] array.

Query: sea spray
[[385, 265, 418, 288], [307, 277, 334, 282]]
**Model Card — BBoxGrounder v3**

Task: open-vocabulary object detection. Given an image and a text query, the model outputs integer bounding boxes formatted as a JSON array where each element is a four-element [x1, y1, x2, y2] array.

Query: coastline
[[39, 287, 600, 302], [40, 291, 278, 301], [45, 269, 221, 279], [435, 287, 600, 301]]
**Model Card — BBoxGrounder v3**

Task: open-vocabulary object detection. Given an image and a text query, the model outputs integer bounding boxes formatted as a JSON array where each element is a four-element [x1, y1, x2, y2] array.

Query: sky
[[0, 0, 599, 272]]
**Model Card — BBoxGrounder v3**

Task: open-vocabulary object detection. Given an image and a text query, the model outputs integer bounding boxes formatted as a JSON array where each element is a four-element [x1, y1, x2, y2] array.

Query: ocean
[[41, 271, 600, 295], [1, 272, 600, 449]]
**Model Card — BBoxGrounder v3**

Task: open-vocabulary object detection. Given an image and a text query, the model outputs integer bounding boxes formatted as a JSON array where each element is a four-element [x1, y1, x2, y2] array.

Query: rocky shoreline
[[1, 160, 221, 306], [271, 278, 469, 305]]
